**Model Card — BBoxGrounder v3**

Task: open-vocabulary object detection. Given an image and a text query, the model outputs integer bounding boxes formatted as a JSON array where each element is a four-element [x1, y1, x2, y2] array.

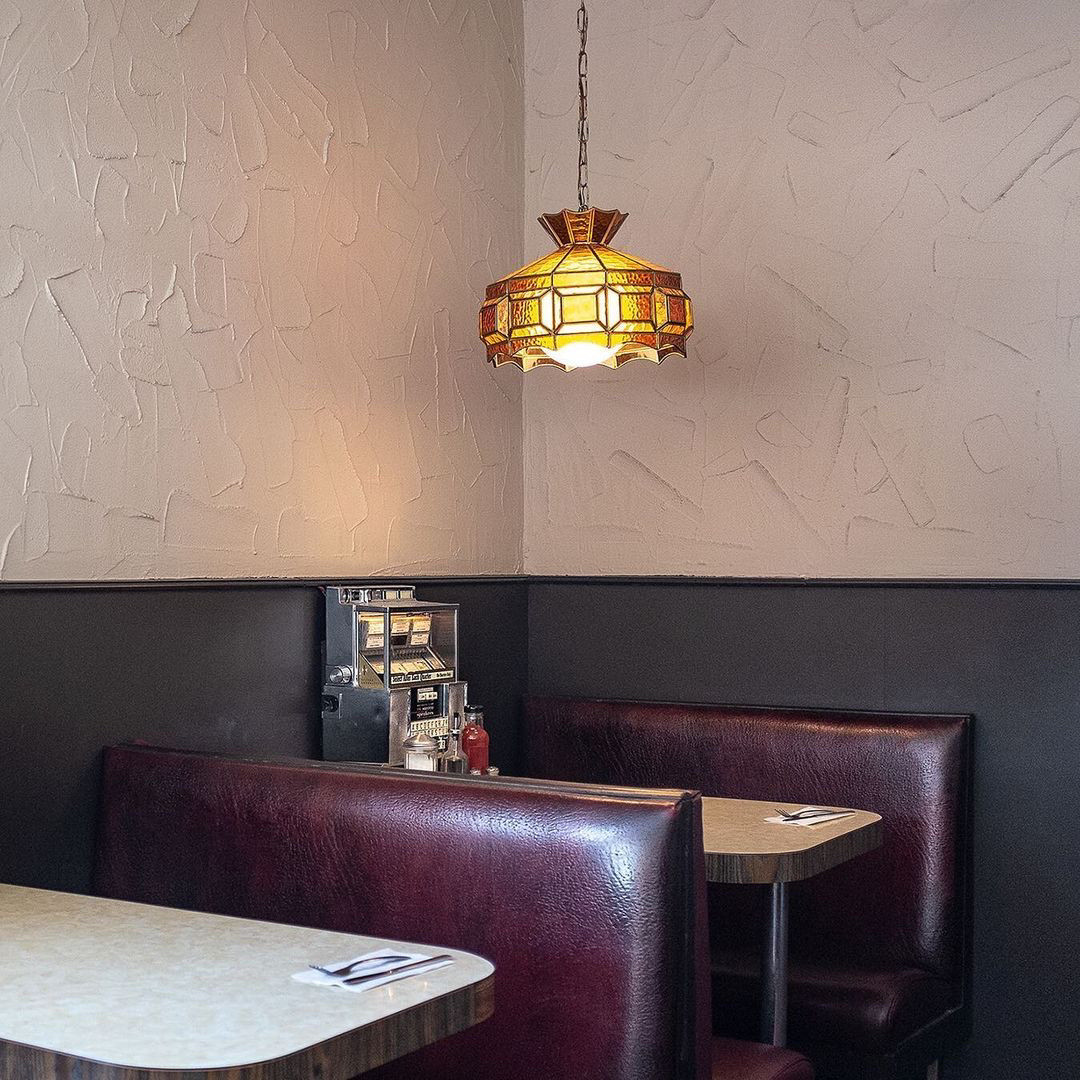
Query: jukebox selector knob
[[328, 665, 354, 685]]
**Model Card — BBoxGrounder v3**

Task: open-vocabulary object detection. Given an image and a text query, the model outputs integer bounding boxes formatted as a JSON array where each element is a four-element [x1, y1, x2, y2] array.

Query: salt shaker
[[402, 732, 439, 771]]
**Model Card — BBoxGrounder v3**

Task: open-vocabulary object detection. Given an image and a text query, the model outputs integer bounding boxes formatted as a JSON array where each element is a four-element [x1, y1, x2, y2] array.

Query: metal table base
[[760, 882, 789, 1046]]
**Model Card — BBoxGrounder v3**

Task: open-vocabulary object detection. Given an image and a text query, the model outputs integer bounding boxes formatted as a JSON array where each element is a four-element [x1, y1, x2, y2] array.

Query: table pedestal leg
[[760, 881, 789, 1047]]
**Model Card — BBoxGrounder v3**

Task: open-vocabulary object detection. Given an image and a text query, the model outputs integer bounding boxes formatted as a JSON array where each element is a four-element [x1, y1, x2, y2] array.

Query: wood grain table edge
[[704, 816, 884, 885], [0, 972, 495, 1080]]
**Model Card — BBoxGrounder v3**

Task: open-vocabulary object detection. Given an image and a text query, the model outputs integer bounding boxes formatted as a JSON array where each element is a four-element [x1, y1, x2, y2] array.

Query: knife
[[341, 954, 453, 986]]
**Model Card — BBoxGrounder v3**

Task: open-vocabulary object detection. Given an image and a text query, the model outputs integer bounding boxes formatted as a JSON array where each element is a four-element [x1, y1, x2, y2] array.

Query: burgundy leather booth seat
[[93, 745, 810, 1080], [522, 698, 973, 1080]]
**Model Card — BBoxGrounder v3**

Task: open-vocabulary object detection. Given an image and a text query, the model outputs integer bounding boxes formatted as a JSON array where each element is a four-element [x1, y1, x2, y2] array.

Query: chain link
[[576, 1, 589, 211]]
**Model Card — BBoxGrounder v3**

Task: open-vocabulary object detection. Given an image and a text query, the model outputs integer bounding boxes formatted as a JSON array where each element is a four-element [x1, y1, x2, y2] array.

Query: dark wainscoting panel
[[0, 579, 527, 895], [0, 585, 321, 893], [3, 574, 1073, 1080], [526, 579, 1080, 1080]]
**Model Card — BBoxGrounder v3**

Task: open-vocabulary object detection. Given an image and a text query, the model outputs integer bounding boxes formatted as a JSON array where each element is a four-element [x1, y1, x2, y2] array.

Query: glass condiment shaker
[[403, 731, 439, 771], [438, 713, 469, 774]]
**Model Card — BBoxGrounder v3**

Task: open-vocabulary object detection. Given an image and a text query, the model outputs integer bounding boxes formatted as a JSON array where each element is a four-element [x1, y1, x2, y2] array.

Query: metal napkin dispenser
[[321, 585, 465, 764]]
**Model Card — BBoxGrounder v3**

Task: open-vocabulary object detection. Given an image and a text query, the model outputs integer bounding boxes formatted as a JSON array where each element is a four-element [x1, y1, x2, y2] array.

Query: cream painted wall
[[0, 0, 524, 579], [523, 0, 1080, 577]]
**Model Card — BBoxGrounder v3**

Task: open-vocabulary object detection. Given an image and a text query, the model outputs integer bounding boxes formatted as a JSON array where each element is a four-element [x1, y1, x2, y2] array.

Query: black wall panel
[[0, 579, 527, 894], [527, 579, 1080, 1080]]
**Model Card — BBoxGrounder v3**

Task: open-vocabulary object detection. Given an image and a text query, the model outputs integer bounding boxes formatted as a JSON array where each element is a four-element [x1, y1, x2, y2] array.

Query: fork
[[310, 954, 412, 977], [342, 954, 453, 986]]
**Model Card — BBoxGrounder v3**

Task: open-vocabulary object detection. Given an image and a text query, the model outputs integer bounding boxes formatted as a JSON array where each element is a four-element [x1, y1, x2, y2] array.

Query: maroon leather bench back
[[94, 745, 711, 1080], [522, 698, 971, 981]]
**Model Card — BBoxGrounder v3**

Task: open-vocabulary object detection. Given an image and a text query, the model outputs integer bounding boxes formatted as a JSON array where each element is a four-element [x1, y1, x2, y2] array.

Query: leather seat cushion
[[712, 1037, 814, 1080], [711, 951, 955, 1053], [524, 697, 970, 983]]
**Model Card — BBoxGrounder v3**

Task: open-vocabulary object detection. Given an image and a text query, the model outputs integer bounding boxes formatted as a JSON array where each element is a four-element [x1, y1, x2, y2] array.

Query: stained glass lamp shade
[[478, 1, 694, 372], [479, 207, 693, 371]]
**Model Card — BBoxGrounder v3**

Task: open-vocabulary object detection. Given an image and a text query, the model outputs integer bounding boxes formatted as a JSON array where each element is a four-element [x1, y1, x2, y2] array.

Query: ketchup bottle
[[461, 705, 490, 773]]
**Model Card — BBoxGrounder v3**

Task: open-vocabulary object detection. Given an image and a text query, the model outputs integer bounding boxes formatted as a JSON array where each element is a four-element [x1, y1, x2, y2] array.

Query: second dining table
[[700, 796, 883, 1048]]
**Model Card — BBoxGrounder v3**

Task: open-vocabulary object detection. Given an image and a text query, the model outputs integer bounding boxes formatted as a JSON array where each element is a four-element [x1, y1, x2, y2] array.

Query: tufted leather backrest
[[522, 698, 972, 981], [94, 745, 711, 1080]]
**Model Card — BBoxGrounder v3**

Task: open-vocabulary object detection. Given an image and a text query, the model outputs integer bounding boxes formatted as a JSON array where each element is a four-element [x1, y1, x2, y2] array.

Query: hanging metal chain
[[576, 1, 589, 211]]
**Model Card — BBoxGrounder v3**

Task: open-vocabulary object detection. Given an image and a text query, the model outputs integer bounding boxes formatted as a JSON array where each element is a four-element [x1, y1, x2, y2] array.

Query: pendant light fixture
[[479, 2, 694, 371]]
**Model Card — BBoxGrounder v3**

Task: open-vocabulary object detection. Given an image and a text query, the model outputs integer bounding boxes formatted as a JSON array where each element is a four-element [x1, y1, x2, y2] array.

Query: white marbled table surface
[[0, 884, 493, 1072]]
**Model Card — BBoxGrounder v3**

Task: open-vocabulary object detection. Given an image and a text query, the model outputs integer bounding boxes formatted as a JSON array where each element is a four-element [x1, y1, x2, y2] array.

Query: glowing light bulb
[[542, 342, 620, 369]]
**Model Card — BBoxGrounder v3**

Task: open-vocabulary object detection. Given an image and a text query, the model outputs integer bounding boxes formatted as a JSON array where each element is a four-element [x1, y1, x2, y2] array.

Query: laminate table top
[[700, 797, 883, 884], [0, 885, 494, 1080]]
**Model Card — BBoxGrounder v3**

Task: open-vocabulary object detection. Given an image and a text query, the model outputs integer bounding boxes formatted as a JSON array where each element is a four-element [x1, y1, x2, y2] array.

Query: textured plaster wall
[[0, 0, 524, 579], [523, 0, 1080, 577]]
